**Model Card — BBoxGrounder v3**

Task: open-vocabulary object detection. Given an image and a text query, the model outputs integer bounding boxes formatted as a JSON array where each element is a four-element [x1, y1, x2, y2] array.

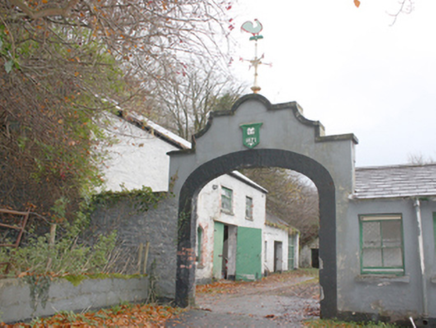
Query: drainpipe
[[413, 198, 428, 324]]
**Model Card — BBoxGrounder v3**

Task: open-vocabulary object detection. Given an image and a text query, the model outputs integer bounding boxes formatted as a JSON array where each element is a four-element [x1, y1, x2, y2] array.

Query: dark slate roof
[[265, 212, 290, 227], [353, 164, 436, 199]]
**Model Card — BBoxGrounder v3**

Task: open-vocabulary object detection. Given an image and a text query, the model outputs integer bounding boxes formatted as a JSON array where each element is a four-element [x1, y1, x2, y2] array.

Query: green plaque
[[240, 123, 263, 149]]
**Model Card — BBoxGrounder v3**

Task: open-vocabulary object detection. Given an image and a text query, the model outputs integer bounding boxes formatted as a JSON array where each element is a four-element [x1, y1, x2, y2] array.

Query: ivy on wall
[[91, 186, 167, 213], [265, 221, 299, 235]]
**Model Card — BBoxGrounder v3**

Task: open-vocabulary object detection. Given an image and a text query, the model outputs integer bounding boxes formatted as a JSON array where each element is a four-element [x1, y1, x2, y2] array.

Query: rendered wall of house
[[340, 198, 436, 323], [195, 174, 267, 283], [100, 115, 176, 192], [289, 233, 300, 270], [299, 238, 319, 268], [263, 225, 289, 273], [424, 200, 436, 322]]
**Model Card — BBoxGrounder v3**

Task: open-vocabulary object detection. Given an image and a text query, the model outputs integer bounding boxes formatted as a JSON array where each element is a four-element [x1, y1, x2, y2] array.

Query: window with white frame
[[221, 186, 233, 213], [359, 214, 404, 275], [245, 196, 253, 220]]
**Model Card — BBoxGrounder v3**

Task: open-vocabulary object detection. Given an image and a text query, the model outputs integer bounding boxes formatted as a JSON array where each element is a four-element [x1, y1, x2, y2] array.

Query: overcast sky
[[230, 0, 436, 167]]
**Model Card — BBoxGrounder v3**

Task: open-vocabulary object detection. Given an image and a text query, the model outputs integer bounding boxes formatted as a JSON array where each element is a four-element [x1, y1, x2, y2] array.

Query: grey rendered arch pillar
[[169, 94, 358, 319]]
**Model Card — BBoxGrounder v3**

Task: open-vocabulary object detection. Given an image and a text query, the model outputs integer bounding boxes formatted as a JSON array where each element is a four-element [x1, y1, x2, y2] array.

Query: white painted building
[[99, 112, 190, 192], [299, 238, 319, 269], [195, 172, 268, 283], [263, 212, 300, 274], [99, 112, 297, 283]]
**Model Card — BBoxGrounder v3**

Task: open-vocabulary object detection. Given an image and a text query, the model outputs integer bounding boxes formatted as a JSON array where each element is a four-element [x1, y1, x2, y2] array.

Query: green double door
[[213, 222, 262, 281]]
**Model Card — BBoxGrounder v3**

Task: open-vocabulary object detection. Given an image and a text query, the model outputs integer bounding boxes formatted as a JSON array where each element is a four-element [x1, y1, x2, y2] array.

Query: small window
[[360, 214, 404, 275], [197, 226, 203, 263], [245, 196, 253, 220], [221, 186, 233, 213]]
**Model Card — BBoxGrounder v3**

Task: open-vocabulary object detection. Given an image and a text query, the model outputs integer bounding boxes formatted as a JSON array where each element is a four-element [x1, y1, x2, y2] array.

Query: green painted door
[[288, 234, 295, 270], [235, 227, 262, 281], [213, 221, 224, 279]]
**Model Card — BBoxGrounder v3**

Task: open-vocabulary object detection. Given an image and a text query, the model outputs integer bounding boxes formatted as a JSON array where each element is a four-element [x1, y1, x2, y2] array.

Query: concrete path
[[166, 273, 320, 328]]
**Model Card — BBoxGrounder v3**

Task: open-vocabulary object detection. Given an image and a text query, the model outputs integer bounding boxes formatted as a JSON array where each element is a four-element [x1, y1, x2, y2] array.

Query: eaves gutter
[[117, 111, 189, 150], [348, 194, 436, 201], [228, 171, 268, 194]]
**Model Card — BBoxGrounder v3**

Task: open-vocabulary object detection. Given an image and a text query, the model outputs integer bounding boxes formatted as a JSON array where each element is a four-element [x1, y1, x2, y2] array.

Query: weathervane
[[240, 19, 271, 93]]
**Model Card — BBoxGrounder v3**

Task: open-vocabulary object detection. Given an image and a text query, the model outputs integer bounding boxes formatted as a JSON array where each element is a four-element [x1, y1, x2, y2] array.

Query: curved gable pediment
[[171, 94, 357, 157], [169, 94, 357, 196]]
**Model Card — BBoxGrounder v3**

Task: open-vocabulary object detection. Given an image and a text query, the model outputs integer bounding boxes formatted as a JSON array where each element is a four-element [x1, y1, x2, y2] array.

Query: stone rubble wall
[[88, 194, 178, 298]]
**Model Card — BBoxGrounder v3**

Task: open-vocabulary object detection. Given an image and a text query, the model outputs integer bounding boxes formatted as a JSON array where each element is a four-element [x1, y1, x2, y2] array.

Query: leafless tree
[[408, 152, 435, 165], [0, 0, 234, 223], [150, 57, 245, 140], [354, 0, 415, 25], [388, 0, 414, 25], [240, 168, 319, 246]]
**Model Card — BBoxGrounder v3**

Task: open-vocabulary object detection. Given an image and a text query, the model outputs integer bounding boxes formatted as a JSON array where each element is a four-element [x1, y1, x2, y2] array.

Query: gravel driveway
[[166, 270, 320, 328]]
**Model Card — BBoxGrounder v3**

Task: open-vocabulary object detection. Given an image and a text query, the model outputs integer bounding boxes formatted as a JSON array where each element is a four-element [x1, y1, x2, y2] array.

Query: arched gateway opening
[[169, 94, 357, 319]]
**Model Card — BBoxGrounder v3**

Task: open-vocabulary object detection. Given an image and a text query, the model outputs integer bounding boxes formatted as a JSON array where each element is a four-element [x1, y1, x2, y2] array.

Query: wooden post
[[143, 241, 150, 275], [46, 223, 56, 271], [49, 224, 56, 245], [137, 243, 143, 274]]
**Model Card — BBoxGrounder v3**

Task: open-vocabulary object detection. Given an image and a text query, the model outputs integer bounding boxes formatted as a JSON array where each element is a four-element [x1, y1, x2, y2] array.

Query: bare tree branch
[[388, 0, 414, 25], [0, 0, 234, 231], [240, 168, 319, 245], [9, 0, 80, 19]]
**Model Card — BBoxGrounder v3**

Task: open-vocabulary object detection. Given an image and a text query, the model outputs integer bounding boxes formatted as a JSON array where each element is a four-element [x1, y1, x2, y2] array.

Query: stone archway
[[169, 94, 357, 319]]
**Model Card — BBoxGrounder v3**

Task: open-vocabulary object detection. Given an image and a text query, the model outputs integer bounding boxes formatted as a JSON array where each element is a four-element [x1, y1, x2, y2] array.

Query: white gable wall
[[197, 174, 266, 230], [196, 173, 267, 282], [100, 115, 177, 192], [263, 224, 289, 273]]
